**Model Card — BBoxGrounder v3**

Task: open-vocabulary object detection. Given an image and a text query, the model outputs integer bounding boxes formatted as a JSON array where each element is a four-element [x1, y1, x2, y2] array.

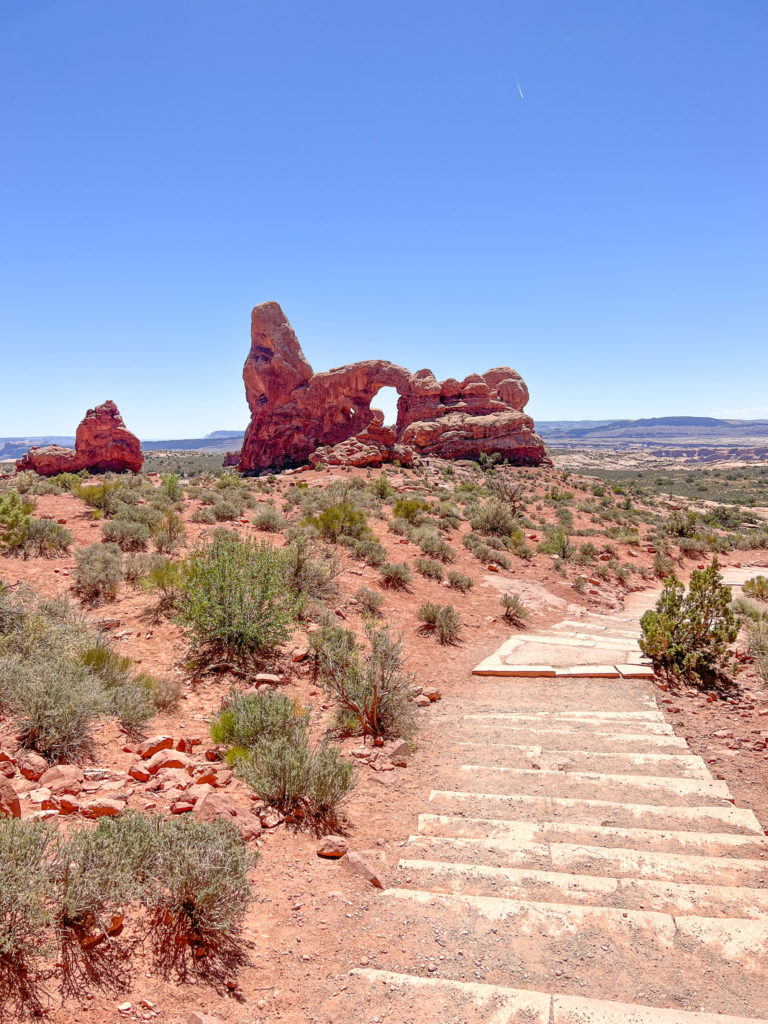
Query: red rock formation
[[238, 302, 547, 472], [16, 401, 143, 476]]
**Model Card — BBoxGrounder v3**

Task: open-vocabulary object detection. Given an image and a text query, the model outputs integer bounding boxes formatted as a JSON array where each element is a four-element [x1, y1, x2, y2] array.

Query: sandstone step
[[455, 766, 732, 806], [553, 992, 768, 1023], [416, 815, 768, 856], [395, 859, 768, 918], [406, 835, 768, 887], [463, 716, 677, 737], [456, 745, 711, 778], [340, 971, 768, 1024], [387, 884, 768, 970], [466, 711, 667, 722], [456, 729, 690, 753], [427, 791, 762, 834]]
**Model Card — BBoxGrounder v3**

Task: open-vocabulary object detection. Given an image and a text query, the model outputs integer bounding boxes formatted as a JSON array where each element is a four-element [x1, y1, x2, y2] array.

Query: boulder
[[237, 302, 547, 472], [317, 835, 349, 858], [0, 777, 21, 818], [18, 752, 48, 782], [16, 400, 143, 476]]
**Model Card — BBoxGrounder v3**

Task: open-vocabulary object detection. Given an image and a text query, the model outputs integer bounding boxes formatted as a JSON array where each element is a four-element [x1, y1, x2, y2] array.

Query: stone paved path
[[322, 580, 768, 1023]]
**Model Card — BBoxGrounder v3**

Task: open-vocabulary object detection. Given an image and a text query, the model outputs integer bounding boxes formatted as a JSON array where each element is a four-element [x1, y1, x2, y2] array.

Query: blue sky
[[1, 0, 766, 437]]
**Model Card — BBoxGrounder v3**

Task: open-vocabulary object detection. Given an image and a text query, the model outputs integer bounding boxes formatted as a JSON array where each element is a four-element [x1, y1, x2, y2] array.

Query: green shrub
[[211, 689, 309, 749], [744, 576, 768, 602], [312, 623, 415, 740], [347, 537, 388, 566], [640, 559, 738, 680], [501, 592, 529, 626], [305, 501, 370, 542], [179, 532, 295, 663], [417, 602, 462, 644], [369, 473, 394, 498], [74, 543, 124, 602], [653, 550, 676, 578], [415, 557, 445, 581], [355, 586, 385, 616], [0, 491, 35, 553], [101, 519, 150, 551], [393, 498, 429, 525], [213, 499, 241, 522], [141, 557, 186, 616], [379, 561, 412, 591], [447, 570, 473, 593], [538, 524, 574, 561], [160, 473, 184, 503]]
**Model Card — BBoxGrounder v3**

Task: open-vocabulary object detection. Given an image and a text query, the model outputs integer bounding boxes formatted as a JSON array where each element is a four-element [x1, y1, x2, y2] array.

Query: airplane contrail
[[515, 78, 524, 100]]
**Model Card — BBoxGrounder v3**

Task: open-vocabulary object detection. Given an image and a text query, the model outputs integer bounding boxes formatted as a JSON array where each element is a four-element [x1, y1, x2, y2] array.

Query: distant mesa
[[238, 301, 548, 472], [16, 401, 143, 476]]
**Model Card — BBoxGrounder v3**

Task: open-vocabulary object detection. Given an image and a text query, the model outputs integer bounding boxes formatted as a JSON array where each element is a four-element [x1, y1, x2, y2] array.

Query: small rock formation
[[238, 302, 547, 472], [16, 400, 143, 476]]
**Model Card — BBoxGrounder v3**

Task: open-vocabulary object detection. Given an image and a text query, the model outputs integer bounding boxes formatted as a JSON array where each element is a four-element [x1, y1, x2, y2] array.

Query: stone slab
[[616, 664, 656, 679]]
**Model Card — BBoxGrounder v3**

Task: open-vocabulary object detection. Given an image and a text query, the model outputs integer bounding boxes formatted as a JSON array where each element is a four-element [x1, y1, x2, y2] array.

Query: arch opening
[[370, 386, 399, 428]]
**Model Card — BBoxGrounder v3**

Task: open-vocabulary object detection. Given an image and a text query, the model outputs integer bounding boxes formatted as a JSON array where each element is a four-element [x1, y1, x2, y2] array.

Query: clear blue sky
[[1, 0, 766, 437]]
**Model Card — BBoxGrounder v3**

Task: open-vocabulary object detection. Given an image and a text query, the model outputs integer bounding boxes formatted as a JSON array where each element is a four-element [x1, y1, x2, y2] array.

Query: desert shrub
[[22, 518, 73, 558], [101, 519, 150, 551], [235, 738, 354, 822], [447, 570, 473, 593], [74, 543, 124, 602], [415, 556, 444, 581], [252, 504, 285, 532], [393, 498, 429, 525], [747, 620, 768, 685], [305, 501, 370, 542], [211, 689, 309, 750], [369, 473, 393, 499], [414, 527, 454, 563], [640, 559, 738, 680], [653, 550, 676, 578], [379, 561, 412, 591], [538, 524, 573, 561], [114, 502, 164, 530], [160, 473, 184, 503], [417, 602, 462, 645], [144, 816, 253, 950], [501, 592, 529, 626], [154, 509, 186, 553], [387, 517, 413, 539], [470, 499, 518, 538], [141, 557, 186, 616], [575, 542, 598, 565], [124, 551, 163, 585], [312, 623, 415, 740], [282, 536, 339, 610], [744, 576, 768, 602], [213, 499, 241, 522], [677, 536, 708, 557], [0, 819, 53, 987], [72, 480, 124, 515], [434, 501, 461, 530], [144, 673, 183, 712], [344, 536, 388, 566], [191, 507, 217, 524], [179, 532, 295, 663], [731, 597, 767, 622], [572, 575, 588, 593], [0, 491, 35, 553], [51, 812, 156, 935], [667, 509, 700, 539], [355, 586, 385, 616], [0, 656, 107, 761]]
